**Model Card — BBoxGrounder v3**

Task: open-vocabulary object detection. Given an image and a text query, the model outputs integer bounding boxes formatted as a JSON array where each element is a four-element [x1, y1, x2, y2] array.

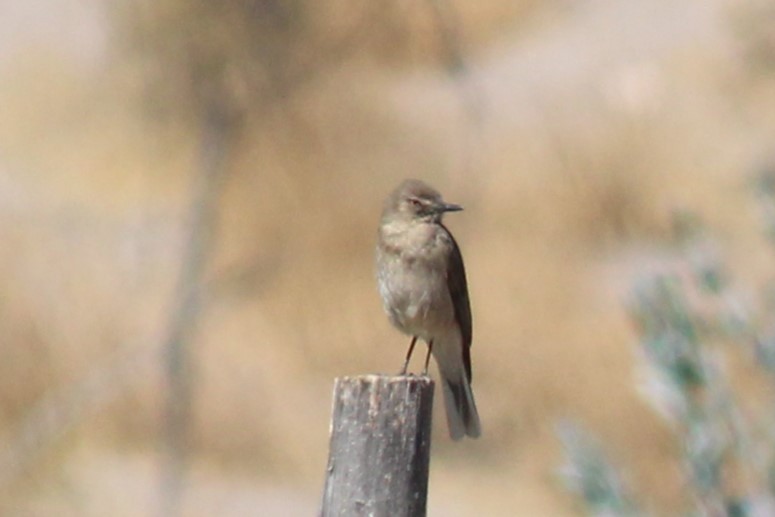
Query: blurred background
[[3, 0, 775, 515]]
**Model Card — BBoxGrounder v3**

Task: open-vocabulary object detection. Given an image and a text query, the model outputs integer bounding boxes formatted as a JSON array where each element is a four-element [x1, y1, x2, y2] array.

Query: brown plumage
[[376, 179, 480, 440]]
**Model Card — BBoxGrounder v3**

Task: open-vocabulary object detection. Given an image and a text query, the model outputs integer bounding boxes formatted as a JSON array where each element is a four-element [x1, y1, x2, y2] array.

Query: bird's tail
[[433, 340, 481, 440], [441, 373, 480, 440]]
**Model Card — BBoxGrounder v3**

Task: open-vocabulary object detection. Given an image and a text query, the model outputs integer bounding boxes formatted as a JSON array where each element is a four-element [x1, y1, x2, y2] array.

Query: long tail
[[433, 337, 481, 440]]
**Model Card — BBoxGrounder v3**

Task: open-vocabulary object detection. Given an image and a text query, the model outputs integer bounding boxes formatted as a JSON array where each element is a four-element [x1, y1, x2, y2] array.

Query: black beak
[[440, 202, 463, 213]]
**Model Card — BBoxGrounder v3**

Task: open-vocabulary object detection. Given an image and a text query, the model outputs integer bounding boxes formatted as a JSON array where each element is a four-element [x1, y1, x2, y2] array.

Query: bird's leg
[[399, 336, 418, 375], [422, 340, 433, 376]]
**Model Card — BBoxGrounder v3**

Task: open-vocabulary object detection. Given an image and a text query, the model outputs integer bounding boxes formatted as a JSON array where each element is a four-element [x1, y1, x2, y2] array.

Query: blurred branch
[[159, 99, 238, 517]]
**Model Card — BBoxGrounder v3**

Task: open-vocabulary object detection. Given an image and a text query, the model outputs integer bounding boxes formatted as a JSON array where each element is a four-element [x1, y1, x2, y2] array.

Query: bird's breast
[[376, 223, 455, 338]]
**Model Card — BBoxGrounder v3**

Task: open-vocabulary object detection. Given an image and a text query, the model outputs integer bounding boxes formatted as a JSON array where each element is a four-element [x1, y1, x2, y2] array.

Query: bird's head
[[383, 179, 462, 224]]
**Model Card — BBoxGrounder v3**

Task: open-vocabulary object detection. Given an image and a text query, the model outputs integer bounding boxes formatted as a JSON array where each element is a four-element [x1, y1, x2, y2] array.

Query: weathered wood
[[321, 375, 434, 517]]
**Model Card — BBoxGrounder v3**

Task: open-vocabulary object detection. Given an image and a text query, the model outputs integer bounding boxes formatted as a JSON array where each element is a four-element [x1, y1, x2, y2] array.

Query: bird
[[376, 178, 481, 440]]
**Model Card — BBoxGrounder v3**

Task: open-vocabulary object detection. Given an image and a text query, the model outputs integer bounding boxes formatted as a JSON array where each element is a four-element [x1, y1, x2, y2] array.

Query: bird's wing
[[443, 225, 473, 382]]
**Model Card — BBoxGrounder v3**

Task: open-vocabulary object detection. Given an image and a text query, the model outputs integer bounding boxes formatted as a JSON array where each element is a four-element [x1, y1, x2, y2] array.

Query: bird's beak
[[440, 202, 463, 213]]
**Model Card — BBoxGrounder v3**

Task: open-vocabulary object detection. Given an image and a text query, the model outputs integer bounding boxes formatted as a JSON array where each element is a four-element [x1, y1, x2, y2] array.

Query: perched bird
[[376, 179, 481, 440]]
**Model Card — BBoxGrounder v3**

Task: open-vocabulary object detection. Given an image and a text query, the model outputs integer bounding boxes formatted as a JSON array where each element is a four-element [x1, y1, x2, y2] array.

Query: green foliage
[[559, 175, 775, 515], [558, 422, 643, 517]]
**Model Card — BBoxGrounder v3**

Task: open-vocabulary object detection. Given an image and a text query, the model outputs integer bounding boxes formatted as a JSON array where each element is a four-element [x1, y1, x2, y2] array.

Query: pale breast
[[376, 222, 456, 339]]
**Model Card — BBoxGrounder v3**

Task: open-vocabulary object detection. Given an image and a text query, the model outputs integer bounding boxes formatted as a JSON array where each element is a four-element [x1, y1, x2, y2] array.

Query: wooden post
[[321, 375, 434, 517]]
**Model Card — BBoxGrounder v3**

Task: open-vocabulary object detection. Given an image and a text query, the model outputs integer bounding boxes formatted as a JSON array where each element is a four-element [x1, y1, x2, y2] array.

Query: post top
[[335, 374, 434, 385]]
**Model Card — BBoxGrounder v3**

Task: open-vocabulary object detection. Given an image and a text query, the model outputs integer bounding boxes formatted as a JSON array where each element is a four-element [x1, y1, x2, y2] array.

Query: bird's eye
[[409, 198, 422, 208]]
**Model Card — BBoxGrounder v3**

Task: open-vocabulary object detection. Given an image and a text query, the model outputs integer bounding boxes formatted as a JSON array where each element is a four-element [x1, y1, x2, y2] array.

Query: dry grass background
[[2, 0, 775, 515]]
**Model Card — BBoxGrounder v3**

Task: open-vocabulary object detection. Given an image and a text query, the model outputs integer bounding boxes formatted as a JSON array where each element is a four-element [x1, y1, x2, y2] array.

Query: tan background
[[2, 0, 775, 514]]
